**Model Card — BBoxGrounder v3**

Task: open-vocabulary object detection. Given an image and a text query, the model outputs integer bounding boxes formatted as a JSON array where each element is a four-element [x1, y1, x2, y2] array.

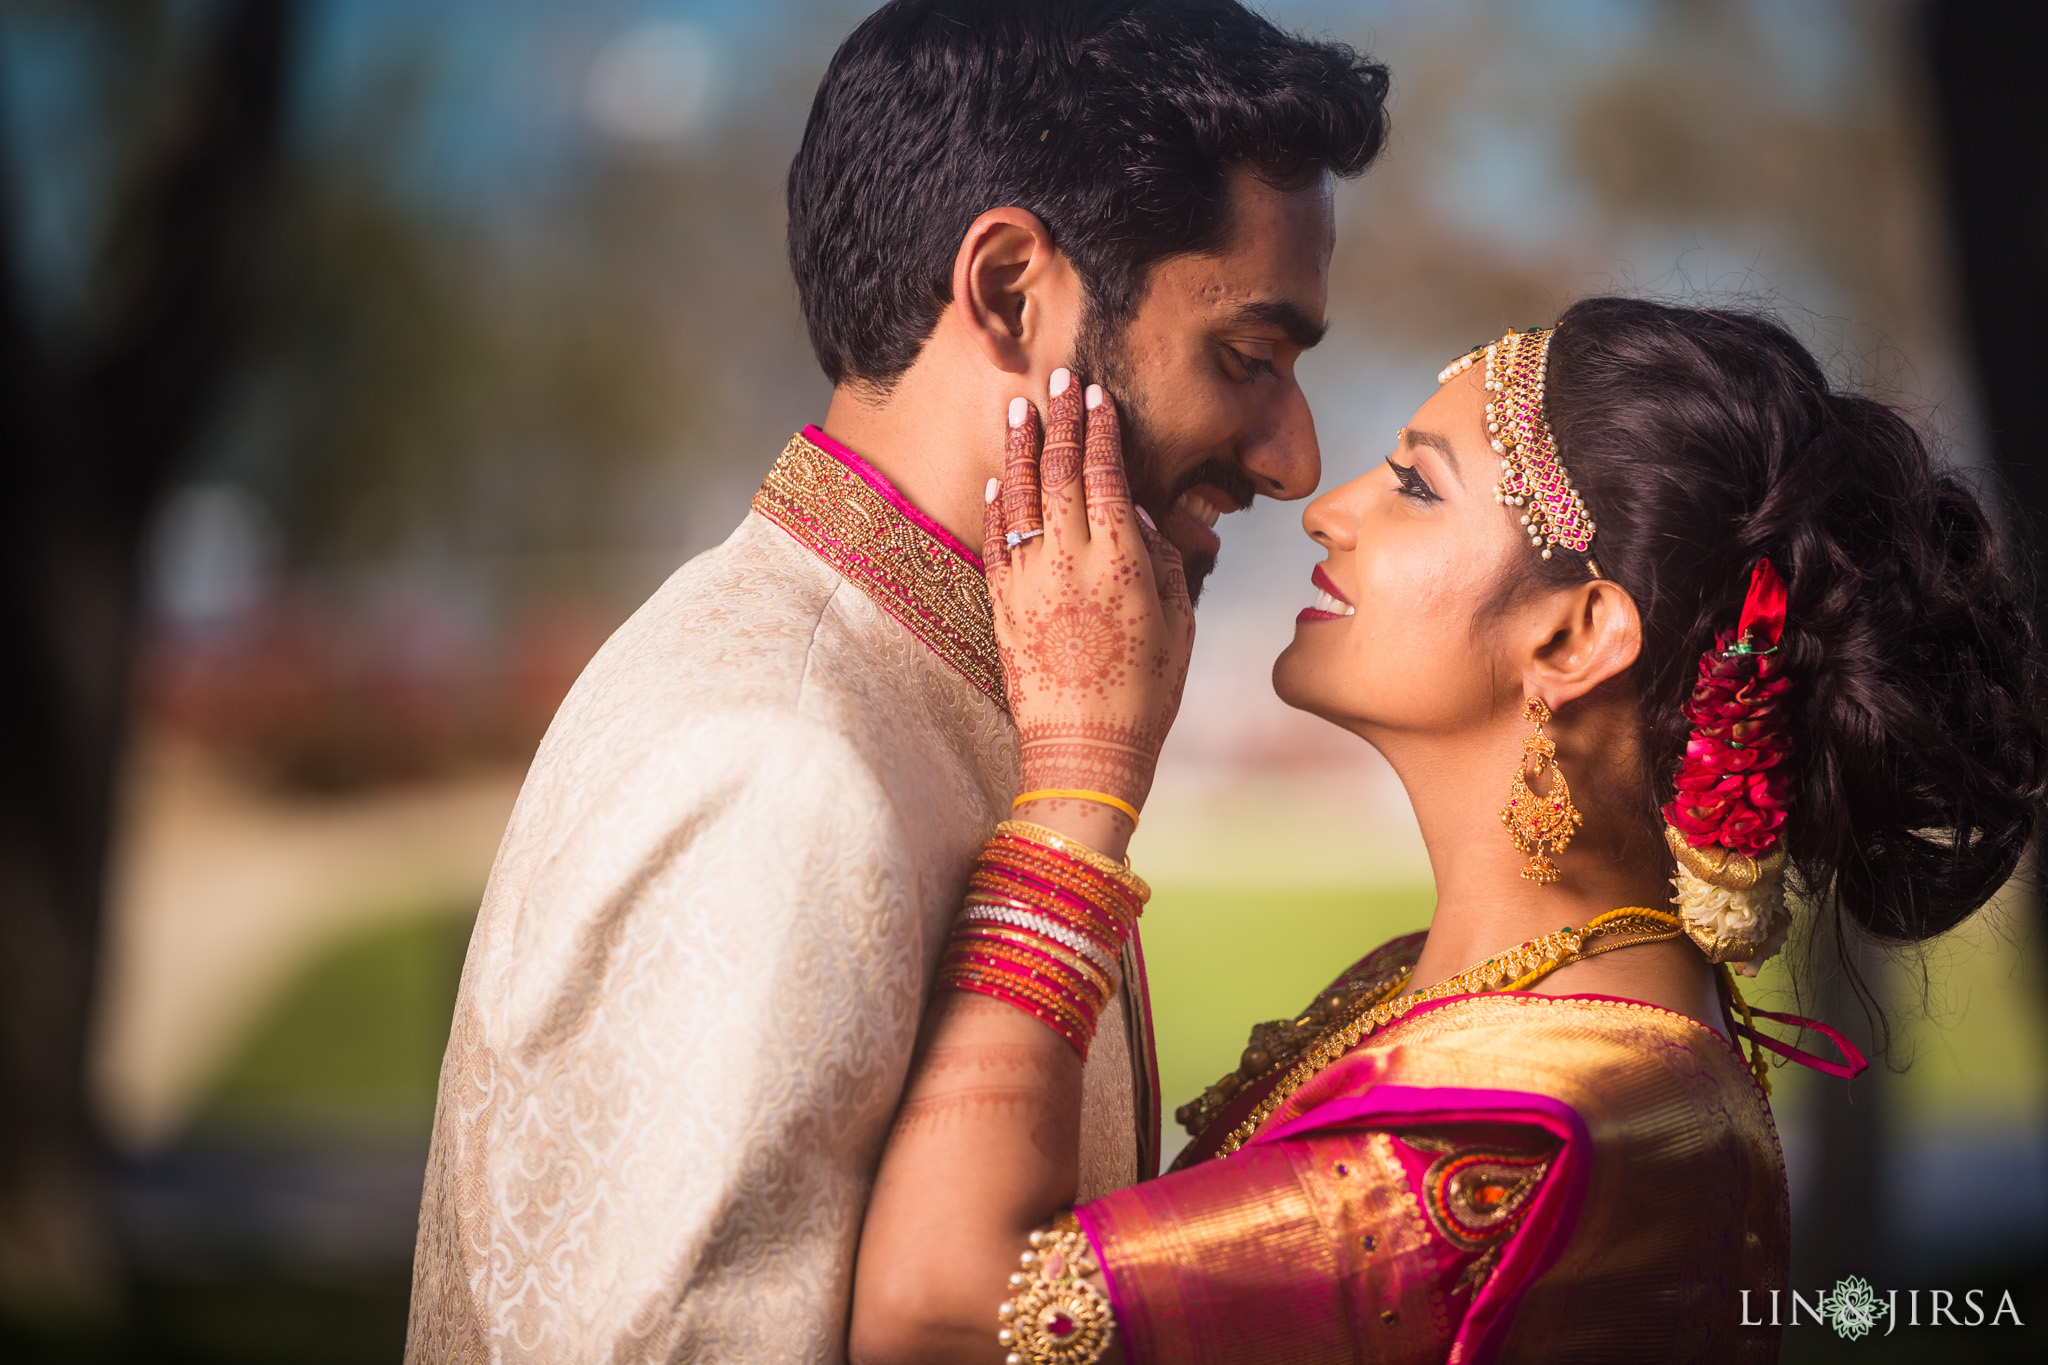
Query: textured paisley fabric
[[1080, 943, 1787, 1365], [408, 436, 1150, 1364]]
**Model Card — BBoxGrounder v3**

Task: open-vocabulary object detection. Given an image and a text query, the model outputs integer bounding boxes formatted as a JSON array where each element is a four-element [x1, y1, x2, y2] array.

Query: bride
[[845, 296, 2047, 1364]]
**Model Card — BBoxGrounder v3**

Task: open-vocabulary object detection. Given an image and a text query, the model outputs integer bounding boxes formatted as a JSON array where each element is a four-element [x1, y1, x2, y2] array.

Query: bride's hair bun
[[1536, 296, 2048, 964]]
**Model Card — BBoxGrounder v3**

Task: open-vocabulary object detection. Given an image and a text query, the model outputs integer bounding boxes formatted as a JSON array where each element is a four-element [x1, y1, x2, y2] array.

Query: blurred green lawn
[[198, 880, 2047, 1140], [198, 911, 472, 1134], [1139, 882, 1433, 1129]]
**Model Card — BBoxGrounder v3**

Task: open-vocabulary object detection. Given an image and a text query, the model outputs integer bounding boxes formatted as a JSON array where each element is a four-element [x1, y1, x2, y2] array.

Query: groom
[[406, 2, 1387, 1360]]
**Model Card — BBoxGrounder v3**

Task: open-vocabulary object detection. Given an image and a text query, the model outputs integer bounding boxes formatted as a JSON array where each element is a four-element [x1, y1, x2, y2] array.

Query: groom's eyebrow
[[1221, 299, 1328, 349]]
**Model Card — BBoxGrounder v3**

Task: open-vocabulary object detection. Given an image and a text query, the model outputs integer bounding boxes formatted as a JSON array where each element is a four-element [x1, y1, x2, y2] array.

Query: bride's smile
[[1274, 364, 1529, 745], [1297, 564, 1353, 621]]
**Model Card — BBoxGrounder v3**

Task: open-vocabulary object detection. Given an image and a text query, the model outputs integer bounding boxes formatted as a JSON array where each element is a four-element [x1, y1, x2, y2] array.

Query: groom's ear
[[949, 208, 1084, 378]]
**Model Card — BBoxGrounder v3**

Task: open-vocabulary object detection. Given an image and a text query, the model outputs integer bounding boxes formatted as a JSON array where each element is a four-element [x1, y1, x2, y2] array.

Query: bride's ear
[[949, 207, 1083, 377], [1521, 578, 1642, 710]]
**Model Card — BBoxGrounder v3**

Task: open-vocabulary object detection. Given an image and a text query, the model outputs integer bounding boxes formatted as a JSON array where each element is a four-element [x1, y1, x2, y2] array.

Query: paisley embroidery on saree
[[1402, 1130, 1554, 1268]]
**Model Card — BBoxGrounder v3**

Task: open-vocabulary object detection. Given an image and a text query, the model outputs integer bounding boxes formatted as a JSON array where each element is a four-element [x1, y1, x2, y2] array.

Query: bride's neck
[[1375, 727, 1675, 994]]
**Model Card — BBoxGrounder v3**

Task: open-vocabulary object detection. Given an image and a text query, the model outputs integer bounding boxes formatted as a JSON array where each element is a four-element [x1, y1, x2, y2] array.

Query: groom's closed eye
[[1221, 345, 1280, 383]]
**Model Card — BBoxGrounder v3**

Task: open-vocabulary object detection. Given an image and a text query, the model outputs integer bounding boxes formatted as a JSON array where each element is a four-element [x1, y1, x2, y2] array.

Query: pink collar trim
[[801, 425, 985, 571], [753, 428, 1006, 708]]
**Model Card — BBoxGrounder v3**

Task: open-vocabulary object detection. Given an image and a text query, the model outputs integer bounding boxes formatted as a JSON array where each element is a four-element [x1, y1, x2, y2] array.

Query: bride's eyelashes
[[1386, 458, 1440, 503]]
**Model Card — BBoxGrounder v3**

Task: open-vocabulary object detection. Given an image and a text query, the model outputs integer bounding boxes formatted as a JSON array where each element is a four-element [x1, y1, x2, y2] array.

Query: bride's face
[[1273, 366, 1525, 733]]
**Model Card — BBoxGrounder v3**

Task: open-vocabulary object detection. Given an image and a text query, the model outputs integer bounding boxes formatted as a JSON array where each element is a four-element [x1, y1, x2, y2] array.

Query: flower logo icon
[[1825, 1275, 1881, 1340]]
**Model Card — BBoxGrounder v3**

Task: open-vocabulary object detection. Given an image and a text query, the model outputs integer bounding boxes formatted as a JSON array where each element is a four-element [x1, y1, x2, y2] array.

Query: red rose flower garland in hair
[[1662, 559, 1794, 975]]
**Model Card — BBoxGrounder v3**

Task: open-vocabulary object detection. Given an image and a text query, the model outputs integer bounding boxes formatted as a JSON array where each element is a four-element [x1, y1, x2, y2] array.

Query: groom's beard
[[1072, 326, 1254, 608]]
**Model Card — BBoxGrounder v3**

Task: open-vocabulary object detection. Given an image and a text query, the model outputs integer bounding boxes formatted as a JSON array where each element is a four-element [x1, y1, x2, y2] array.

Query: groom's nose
[[1237, 383, 1322, 501]]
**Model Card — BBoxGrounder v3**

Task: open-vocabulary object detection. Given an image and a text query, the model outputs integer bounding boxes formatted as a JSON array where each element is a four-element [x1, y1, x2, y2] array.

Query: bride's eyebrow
[[1400, 428, 1463, 488]]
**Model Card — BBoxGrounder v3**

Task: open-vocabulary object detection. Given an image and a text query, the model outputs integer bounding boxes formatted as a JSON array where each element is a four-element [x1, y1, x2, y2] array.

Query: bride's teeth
[[1312, 589, 1355, 617]]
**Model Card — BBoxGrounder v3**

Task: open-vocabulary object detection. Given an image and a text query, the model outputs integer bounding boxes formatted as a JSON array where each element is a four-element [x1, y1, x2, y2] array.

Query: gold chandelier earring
[[1501, 697, 1583, 885]]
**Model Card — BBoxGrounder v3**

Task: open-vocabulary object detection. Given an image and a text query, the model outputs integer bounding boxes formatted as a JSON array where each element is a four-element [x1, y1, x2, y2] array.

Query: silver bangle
[[961, 903, 1121, 978]]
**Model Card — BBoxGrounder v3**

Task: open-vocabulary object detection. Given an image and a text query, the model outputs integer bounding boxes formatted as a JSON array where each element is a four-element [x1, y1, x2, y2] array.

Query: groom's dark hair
[[788, 0, 1390, 390]]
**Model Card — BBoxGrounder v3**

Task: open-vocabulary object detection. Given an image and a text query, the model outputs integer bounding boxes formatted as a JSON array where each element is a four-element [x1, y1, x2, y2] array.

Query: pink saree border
[[1252, 1084, 1592, 1365], [1127, 924, 1164, 1180], [1071, 1205, 1132, 1356]]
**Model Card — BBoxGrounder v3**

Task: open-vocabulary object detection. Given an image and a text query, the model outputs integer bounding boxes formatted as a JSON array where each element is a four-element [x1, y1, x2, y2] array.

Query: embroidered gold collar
[[754, 427, 1005, 709]]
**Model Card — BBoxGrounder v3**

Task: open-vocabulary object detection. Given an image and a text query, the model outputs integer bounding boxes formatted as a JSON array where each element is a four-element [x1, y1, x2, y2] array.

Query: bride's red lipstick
[[1298, 564, 1354, 623]]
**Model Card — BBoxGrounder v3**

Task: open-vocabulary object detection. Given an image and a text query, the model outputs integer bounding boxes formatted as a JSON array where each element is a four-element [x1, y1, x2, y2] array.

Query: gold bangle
[[971, 863, 1139, 934], [1012, 788, 1141, 827], [996, 820, 1151, 905], [960, 923, 1116, 999], [937, 956, 1097, 1045]]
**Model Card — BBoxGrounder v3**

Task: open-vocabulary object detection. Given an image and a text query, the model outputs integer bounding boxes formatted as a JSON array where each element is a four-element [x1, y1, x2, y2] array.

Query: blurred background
[[1, 0, 2042, 1359]]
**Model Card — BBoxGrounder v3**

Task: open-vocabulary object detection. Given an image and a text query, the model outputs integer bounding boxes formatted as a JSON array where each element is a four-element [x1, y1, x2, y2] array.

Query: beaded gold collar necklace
[[1196, 907, 1684, 1163]]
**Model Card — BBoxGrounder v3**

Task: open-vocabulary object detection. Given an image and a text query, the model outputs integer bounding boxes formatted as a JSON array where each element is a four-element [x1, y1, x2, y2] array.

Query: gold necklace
[[1202, 907, 1683, 1161]]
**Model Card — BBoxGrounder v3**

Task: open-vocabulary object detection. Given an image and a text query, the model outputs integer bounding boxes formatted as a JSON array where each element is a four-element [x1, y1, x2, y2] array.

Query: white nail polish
[[1049, 368, 1071, 397], [1007, 396, 1028, 427], [985, 477, 1001, 504], [1085, 384, 1104, 410], [1136, 505, 1157, 530]]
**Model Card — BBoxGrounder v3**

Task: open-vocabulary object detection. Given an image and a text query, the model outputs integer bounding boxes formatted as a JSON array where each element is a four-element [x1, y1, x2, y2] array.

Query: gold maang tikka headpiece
[[1438, 328, 1598, 570]]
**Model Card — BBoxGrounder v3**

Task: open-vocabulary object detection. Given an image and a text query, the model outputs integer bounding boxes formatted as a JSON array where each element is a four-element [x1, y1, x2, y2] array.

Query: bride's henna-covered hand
[[983, 371, 1195, 851], [849, 372, 1164, 1365]]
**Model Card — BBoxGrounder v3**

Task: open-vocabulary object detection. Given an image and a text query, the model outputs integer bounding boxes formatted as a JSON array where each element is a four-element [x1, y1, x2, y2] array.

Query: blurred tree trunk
[[0, 0, 293, 1321], [1925, 7, 2048, 546], [1922, 0, 2048, 1275]]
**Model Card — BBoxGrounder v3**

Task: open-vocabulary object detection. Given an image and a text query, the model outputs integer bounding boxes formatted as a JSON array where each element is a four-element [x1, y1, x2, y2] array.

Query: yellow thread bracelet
[[1012, 788, 1141, 826]]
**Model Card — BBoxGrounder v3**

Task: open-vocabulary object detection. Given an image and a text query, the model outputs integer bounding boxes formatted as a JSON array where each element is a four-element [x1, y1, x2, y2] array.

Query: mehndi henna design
[[1017, 716, 1171, 811], [1079, 387, 1132, 529], [987, 380, 1195, 817], [1004, 400, 1045, 541], [1040, 377, 1085, 498], [1026, 601, 1128, 690]]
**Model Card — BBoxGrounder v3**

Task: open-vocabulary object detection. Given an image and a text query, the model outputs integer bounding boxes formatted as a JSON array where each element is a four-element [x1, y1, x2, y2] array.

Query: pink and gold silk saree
[[1074, 932, 1787, 1364]]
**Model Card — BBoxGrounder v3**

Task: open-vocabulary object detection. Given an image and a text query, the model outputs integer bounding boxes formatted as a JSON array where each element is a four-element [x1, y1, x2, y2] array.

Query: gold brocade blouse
[[1075, 934, 1789, 1364]]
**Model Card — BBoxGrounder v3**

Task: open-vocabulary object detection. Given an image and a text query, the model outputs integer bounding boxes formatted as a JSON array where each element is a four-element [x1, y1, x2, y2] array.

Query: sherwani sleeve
[[1075, 1121, 1566, 1365], [410, 705, 940, 1364]]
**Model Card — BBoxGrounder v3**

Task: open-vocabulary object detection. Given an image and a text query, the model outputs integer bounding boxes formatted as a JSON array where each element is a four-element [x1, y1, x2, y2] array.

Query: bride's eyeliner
[[1386, 457, 1440, 503]]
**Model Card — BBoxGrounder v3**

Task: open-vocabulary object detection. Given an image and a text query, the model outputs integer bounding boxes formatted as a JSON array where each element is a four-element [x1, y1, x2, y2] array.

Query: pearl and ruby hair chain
[[1439, 327, 1598, 567]]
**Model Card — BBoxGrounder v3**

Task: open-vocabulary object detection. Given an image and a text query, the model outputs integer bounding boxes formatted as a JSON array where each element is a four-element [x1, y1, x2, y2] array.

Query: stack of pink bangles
[[935, 820, 1149, 1057]]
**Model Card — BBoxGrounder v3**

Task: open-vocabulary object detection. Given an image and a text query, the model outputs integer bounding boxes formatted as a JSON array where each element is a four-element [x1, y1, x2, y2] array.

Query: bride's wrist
[[1012, 733, 1159, 864], [1012, 778, 1151, 862], [1008, 794, 1135, 864]]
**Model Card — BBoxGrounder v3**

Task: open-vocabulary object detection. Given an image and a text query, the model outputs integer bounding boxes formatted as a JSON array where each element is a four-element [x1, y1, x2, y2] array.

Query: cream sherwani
[[407, 429, 1157, 1364]]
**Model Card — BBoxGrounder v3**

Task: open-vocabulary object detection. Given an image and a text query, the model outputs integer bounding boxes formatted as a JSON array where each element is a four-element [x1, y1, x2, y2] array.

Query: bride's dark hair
[[1531, 296, 2048, 1011]]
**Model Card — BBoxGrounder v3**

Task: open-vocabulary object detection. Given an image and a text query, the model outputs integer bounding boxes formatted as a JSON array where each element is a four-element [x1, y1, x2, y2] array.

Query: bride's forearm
[[851, 993, 1084, 1365]]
